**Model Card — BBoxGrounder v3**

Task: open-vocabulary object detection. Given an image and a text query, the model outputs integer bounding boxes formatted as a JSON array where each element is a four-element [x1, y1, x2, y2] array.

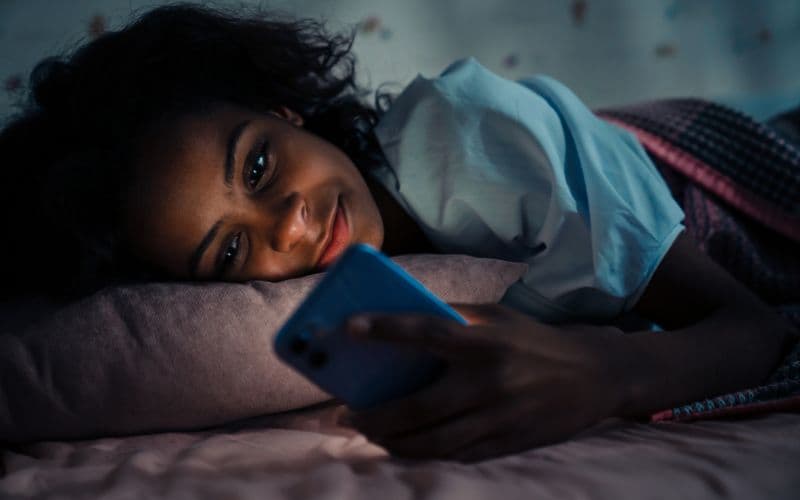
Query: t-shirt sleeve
[[372, 57, 684, 322]]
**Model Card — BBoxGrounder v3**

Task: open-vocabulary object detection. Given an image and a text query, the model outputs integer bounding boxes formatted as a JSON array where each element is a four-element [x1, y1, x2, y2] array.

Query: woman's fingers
[[343, 312, 496, 359], [348, 366, 501, 438], [372, 398, 529, 460], [350, 377, 590, 462], [342, 303, 540, 360], [447, 433, 541, 464], [365, 396, 568, 462], [447, 414, 582, 463]]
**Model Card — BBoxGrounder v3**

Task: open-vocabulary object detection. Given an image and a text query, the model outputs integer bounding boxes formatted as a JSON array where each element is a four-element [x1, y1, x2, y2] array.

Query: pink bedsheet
[[2, 403, 799, 499]]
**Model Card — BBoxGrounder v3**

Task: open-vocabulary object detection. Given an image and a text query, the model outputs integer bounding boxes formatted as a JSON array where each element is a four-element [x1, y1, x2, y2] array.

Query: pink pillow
[[0, 254, 526, 443]]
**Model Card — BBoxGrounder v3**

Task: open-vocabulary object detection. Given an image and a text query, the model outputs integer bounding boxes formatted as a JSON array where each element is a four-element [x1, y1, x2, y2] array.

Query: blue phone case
[[273, 244, 466, 409]]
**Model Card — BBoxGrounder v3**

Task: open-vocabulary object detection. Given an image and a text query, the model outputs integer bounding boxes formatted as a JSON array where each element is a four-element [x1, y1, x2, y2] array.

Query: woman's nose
[[271, 192, 308, 253]]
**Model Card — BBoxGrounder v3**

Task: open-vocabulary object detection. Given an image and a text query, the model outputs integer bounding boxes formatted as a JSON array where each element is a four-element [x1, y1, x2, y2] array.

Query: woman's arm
[[342, 233, 797, 461], [616, 231, 796, 417]]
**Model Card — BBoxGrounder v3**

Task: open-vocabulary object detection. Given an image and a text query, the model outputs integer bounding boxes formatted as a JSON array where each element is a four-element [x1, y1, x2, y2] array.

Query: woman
[[0, 4, 796, 461]]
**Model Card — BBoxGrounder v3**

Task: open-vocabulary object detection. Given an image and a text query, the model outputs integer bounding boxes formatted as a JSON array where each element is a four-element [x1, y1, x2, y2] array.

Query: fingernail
[[347, 316, 371, 337]]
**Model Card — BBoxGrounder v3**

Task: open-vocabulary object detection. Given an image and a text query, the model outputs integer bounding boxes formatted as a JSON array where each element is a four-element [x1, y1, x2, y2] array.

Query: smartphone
[[273, 244, 467, 409]]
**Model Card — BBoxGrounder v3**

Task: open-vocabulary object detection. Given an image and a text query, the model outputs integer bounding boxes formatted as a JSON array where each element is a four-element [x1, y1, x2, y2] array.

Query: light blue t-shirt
[[370, 58, 685, 322]]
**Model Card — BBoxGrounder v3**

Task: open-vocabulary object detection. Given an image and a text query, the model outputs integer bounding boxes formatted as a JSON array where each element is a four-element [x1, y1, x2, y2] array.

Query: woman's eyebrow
[[188, 119, 251, 277], [189, 220, 223, 278]]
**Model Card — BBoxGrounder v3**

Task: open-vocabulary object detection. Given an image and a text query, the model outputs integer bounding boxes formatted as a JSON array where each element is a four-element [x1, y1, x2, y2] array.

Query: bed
[[2, 101, 799, 499], [1, 251, 799, 499]]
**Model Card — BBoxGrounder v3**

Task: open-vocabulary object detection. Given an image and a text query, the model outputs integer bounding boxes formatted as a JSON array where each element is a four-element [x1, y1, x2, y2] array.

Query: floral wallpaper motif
[[1, 0, 798, 122]]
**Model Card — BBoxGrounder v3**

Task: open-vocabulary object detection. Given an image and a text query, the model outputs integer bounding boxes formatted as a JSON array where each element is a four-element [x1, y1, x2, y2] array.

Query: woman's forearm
[[613, 305, 796, 418]]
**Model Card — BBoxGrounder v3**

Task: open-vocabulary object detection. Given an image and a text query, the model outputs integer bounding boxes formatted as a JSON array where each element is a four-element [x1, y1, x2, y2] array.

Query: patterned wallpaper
[[1, 0, 799, 123]]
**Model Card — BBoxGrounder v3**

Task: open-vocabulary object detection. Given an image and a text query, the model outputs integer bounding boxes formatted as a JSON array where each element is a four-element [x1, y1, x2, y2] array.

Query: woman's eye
[[219, 232, 241, 273], [246, 140, 273, 191]]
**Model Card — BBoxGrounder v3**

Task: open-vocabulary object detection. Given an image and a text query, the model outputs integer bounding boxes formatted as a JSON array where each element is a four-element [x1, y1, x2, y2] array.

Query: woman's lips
[[317, 197, 350, 269]]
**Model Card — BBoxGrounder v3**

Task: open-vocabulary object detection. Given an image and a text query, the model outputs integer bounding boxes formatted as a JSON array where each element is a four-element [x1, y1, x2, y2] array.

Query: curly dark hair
[[0, 3, 393, 301]]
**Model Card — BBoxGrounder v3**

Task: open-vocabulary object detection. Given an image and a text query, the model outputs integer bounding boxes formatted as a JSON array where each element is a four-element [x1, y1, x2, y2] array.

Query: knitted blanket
[[598, 100, 800, 422]]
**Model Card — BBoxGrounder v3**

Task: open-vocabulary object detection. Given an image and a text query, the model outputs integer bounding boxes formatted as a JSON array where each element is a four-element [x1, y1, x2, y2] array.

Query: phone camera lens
[[308, 350, 328, 369], [289, 337, 308, 354]]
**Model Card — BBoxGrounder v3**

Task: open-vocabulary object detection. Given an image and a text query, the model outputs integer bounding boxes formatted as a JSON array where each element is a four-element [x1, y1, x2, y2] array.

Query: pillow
[[0, 254, 526, 444]]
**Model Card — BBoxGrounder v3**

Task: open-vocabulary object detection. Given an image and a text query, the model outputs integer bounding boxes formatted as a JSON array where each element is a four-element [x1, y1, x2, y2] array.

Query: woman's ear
[[269, 106, 304, 127]]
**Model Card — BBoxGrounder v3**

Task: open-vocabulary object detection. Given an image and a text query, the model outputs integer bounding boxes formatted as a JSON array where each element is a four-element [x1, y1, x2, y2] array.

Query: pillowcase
[[0, 254, 526, 444]]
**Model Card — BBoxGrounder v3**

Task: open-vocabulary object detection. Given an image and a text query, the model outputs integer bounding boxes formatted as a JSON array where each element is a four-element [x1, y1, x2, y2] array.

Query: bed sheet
[[2, 403, 799, 500]]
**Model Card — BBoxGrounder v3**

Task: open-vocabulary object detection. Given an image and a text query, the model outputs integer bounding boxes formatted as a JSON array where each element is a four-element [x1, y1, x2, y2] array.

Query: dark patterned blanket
[[598, 100, 800, 422]]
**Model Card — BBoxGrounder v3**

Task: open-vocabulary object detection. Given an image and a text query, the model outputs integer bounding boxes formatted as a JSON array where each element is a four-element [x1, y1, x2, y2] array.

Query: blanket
[[598, 100, 800, 422]]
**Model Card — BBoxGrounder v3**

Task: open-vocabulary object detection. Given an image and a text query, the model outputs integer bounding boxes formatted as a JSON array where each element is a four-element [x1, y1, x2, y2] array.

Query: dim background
[[1, 0, 799, 123]]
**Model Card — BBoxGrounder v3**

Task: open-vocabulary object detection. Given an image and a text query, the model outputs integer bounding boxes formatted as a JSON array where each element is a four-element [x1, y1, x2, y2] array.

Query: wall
[[1, 0, 799, 122]]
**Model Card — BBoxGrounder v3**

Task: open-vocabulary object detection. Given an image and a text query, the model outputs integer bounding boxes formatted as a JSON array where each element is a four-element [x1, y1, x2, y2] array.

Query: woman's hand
[[339, 303, 629, 462]]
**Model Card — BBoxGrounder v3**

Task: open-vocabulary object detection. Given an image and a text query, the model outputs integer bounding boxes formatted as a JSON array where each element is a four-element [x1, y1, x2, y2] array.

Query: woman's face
[[123, 104, 384, 282]]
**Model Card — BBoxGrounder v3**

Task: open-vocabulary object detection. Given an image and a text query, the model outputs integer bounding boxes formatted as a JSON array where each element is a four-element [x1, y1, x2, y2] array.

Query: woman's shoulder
[[388, 57, 539, 109], [374, 58, 564, 142]]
